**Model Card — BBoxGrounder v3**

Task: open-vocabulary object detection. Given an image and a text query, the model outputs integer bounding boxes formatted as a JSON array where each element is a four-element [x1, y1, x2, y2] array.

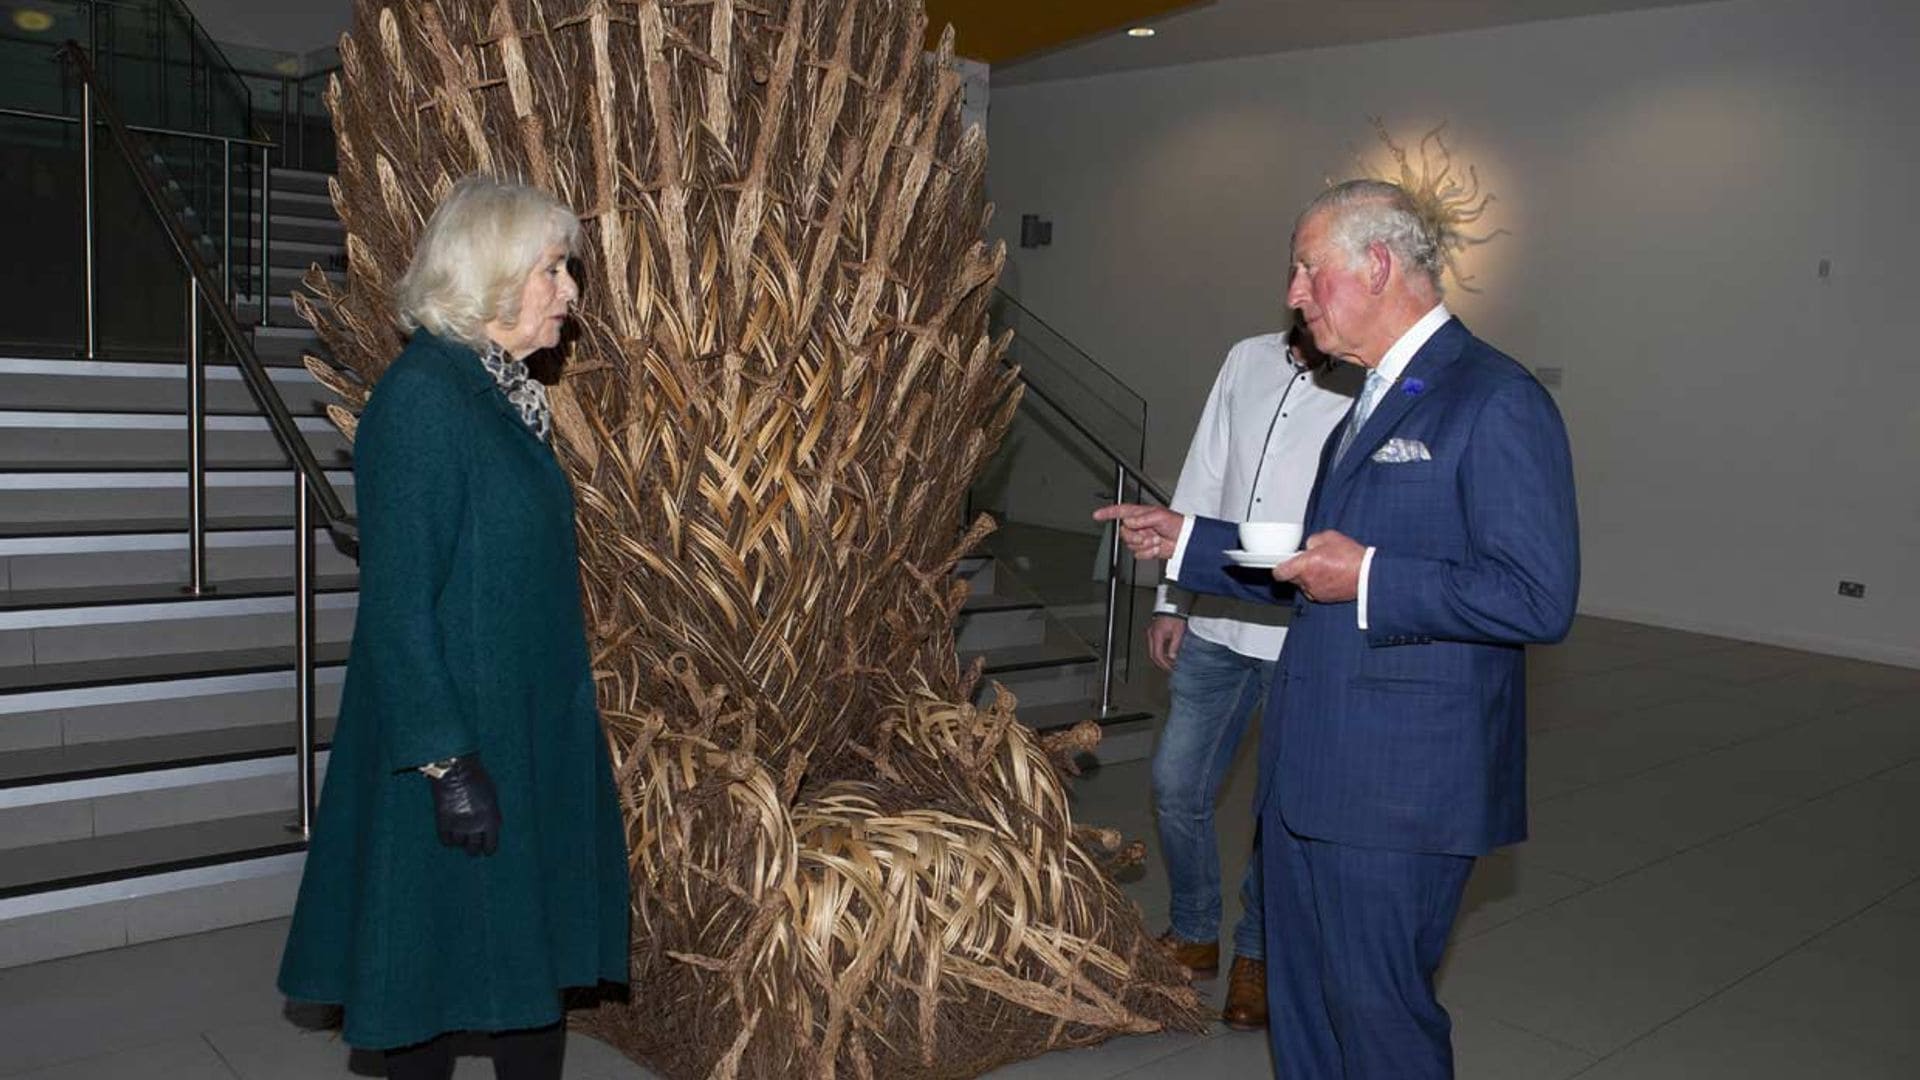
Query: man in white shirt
[[1148, 322, 1358, 1029]]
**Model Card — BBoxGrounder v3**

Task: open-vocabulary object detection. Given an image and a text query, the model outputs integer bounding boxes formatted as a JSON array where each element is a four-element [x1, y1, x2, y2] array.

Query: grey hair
[[1298, 179, 1444, 295], [395, 175, 581, 348]]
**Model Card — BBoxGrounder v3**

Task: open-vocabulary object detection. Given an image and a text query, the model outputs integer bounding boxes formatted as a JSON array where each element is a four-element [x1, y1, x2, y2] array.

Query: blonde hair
[[395, 175, 581, 348]]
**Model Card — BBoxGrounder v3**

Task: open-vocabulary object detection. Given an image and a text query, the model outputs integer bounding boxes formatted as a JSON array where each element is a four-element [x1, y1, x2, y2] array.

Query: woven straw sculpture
[[296, 1, 1204, 1075]]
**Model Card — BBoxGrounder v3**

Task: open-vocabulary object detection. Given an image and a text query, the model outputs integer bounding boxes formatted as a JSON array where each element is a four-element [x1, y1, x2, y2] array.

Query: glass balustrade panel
[[973, 292, 1154, 680], [0, 112, 87, 353]]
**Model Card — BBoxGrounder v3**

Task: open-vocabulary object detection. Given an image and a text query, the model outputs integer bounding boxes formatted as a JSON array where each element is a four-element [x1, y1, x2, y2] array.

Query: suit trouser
[[1262, 798, 1475, 1079]]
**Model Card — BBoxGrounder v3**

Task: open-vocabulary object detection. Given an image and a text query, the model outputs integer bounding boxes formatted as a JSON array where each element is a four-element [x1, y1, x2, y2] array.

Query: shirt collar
[[1371, 303, 1451, 387]]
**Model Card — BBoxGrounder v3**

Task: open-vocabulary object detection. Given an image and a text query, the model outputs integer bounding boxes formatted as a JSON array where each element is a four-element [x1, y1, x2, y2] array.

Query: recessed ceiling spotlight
[[1126, 27, 1156, 38], [14, 9, 56, 33]]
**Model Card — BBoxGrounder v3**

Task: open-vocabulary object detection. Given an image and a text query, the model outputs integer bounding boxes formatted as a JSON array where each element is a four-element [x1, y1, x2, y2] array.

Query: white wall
[[985, 0, 1920, 666]]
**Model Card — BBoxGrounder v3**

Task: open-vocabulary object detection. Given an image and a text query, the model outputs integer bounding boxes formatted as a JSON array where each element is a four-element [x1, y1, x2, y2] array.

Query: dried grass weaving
[[297, 1, 1204, 1074]]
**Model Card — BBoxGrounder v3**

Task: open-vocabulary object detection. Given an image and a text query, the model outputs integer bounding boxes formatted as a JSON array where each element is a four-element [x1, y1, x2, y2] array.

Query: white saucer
[[1224, 548, 1301, 569]]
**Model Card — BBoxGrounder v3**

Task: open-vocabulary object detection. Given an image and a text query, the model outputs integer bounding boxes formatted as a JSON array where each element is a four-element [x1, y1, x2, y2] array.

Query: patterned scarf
[[478, 340, 553, 444]]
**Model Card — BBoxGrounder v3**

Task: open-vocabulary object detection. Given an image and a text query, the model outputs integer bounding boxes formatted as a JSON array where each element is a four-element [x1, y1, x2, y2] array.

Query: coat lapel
[[416, 330, 561, 463], [476, 378, 548, 447], [1322, 318, 1467, 496]]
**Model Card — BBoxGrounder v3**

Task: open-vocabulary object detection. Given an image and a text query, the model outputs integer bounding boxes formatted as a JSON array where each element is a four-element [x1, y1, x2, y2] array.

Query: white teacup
[[1238, 521, 1304, 555]]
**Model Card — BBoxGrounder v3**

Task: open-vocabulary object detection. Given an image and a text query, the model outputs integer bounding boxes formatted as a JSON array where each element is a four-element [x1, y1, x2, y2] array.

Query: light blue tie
[[1336, 369, 1387, 463]]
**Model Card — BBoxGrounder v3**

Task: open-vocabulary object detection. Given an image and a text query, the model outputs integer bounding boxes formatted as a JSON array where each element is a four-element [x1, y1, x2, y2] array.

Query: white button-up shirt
[[1155, 332, 1360, 659], [1355, 303, 1452, 629]]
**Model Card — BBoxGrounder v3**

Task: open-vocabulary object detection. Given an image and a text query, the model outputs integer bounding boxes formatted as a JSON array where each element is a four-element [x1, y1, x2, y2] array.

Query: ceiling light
[[1126, 27, 1156, 39], [13, 9, 56, 33]]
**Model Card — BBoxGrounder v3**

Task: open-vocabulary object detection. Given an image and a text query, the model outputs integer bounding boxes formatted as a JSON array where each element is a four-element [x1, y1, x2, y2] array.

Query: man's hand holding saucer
[[1274, 530, 1366, 603]]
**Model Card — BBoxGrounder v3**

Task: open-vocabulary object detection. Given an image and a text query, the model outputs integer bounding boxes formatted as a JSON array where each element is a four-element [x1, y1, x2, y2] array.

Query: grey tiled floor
[[2, 616, 1917, 1078]]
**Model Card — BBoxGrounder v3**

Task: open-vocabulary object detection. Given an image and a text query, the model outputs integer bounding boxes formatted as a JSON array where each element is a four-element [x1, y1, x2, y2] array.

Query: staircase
[[0, 166, 341, 969], [0, 157, 1160, 968]]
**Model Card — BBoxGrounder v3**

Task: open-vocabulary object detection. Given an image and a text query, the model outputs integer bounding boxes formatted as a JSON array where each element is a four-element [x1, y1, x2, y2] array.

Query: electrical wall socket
[[1838, 580, 1866, 599]]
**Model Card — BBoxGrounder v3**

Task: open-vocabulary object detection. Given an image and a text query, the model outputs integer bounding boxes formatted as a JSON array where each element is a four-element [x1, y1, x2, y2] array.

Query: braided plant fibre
[[295, 0, 1204, 1075]]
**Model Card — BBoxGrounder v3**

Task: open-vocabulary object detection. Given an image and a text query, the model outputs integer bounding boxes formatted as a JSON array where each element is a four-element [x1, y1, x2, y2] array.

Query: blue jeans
[[1151, 632, 1271, 961]]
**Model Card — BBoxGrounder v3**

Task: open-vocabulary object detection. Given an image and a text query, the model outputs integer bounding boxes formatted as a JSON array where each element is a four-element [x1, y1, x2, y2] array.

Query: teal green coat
[[278, 330, 629, 1049]]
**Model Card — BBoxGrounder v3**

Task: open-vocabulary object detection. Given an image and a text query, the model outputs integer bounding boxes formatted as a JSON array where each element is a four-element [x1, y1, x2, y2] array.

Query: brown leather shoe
[[1221, 956, 1268, 1030], [1156, 930, 1219, 977]]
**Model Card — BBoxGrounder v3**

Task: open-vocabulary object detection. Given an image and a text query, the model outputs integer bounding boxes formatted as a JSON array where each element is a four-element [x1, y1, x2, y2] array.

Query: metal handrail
[[59, 42, 352, 539], [0, 105, 274, 148], [229, 63, 341, 171], [996, 288, 1150, 425], [0, 101, 274, 314], [54, 0, 256, 141], [1012, 372, 1169, 507], [1002, 357, 1170, 718], [57, 40, 351, 837], [992, 289, 1161, 707], [144, 0, 255, 140], [154, 0, 249, 99], [43, 30, 1160, 733]]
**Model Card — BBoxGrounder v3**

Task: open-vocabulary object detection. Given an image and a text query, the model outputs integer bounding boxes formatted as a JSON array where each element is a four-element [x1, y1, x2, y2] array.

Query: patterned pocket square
[[1372, 437, 1432, 464]]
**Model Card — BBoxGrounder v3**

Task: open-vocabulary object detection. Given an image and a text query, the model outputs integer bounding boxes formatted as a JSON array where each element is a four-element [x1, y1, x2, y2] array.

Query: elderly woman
[[278, 176, 629, 1080]]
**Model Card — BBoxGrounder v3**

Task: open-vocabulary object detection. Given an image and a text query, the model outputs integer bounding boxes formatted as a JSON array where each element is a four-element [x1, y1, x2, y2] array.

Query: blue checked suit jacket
[[1173, 318, 1579, 855]]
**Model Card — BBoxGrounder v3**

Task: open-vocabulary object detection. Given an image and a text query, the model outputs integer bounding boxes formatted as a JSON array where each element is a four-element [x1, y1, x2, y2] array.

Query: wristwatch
[[418, 757, 459, 780]]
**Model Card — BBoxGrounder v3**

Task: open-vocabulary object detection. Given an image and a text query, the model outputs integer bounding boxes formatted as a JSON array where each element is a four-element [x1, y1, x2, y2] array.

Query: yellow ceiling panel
[[924, 0, 1207, 65]]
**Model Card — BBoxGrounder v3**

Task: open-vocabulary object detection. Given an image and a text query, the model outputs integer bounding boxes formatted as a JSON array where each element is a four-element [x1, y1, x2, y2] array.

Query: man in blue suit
[[1097, 179, 1578, 1078]]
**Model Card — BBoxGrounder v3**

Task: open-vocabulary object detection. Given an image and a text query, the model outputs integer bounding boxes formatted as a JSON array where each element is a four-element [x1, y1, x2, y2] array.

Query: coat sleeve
[[1366, 375, 1580, 645], [1168, 515, 1295, 606], [352, 362, 479, 770]]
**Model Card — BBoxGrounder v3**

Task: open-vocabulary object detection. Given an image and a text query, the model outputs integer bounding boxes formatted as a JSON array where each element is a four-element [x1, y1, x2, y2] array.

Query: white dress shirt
[[1155, 332, 1360, 659], [1166, 305, 1451, 632], [1354, 303, 1451, 629]]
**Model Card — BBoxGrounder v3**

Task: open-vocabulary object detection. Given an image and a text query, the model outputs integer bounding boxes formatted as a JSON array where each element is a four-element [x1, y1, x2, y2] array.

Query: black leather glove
[[427, 754, 502, 856]]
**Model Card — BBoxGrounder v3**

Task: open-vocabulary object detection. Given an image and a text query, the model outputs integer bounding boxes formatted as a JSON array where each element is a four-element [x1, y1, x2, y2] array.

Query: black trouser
[[383, 1022, 566, 1080]]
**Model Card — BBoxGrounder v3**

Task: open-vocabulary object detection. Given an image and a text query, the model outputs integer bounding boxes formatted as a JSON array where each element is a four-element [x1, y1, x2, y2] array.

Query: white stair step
[[249, 325, 326, 359], [0, 835, 305, 969], [248, 213, 343, 247], [266, 187, 337, 215], [0, 580, 357, 667], [0, 469, 356, 530], [0, 410, 350, 469], [1076, 714, 1156, 767], [234, 294, 303, 316], [0, 356, 335, 414], [954, 600, 1048, 652], [264, 167, 332, 196], [1, 660, 346, 755], [238, 237, 344, 271], [969, 632, 1101, 709], [1011, 700, 1152, 733], [269, 264, 345, 291], [249, 210, 341, 229], [955, 554, 996, 597], [1, 523, 357, 591], [0, 750, 331, 850], [0, 638, 348, 699]]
